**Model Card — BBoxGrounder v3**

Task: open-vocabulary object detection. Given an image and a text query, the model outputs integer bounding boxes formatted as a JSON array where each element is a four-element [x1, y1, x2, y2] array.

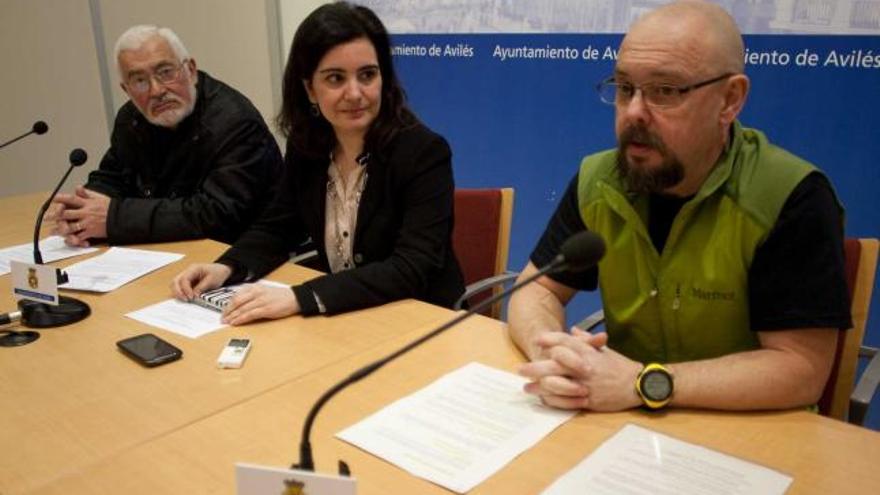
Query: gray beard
[[146, 81, 198, 128], [615, 125, 684, 194]]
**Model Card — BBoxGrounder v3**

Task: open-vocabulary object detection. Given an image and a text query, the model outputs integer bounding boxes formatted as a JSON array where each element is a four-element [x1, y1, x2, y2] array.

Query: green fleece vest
[[577, 122, 815, 364]]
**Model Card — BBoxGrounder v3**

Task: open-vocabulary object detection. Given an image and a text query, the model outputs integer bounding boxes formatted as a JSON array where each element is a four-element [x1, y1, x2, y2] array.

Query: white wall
[[96, 0, 279, 124], [0, 0, 109, 197], [0, 0, 327, 199], [279, 0, 327, 61]]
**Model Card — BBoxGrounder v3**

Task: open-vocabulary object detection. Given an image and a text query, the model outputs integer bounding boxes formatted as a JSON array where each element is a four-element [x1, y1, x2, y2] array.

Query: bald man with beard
[[509, 1, 851, 413]]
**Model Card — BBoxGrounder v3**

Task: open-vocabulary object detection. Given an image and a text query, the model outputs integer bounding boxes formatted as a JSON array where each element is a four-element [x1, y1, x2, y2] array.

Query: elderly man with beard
[[50, 25, 282, 246], [509, 0, 850, 413]]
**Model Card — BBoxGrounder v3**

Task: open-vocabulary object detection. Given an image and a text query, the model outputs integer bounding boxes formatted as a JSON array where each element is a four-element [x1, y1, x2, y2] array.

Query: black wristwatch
[[635, 363, 674, 410]]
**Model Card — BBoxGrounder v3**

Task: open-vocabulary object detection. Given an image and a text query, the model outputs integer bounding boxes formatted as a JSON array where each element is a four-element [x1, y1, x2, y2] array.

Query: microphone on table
[[2, 148, 92, 346], [0, 121, 48, 150], [34, 148, 88, 264], [291, 230, 606, 473]]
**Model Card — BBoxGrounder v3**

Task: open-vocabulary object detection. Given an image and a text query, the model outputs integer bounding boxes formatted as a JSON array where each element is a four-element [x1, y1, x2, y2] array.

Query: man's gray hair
[[114, 25, 190, 69]]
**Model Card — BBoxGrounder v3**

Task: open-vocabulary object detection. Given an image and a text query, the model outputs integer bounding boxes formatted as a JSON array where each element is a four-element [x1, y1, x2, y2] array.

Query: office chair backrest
[[452, 188, 514, 318], [819, 238, 879, 420]]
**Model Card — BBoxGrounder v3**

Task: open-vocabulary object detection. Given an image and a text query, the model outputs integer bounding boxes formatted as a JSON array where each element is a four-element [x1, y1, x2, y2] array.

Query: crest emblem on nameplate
[[236, 463, 355, 495], [282, 478, 306, 495], [11, 261, 58, 305]]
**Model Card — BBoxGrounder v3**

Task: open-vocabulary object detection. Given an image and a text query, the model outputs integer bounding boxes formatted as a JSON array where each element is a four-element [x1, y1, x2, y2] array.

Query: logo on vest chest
[[691, 286, 736, 301]]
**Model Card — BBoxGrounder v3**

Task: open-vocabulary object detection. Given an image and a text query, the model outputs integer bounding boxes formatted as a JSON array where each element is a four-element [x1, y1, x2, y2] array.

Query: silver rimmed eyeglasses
[[124, 60, 189, 94], [596, 73, 734, 109]]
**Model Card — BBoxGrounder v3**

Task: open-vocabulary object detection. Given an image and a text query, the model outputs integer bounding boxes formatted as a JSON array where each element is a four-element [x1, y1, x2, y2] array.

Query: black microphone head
[[68, 148, 88, 167], [32, 121, 48, 135], [560, 231, 606, 273]]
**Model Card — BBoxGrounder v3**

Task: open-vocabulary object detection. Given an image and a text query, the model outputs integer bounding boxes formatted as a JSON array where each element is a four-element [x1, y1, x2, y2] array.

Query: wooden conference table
[[2, 192, 880, 494]]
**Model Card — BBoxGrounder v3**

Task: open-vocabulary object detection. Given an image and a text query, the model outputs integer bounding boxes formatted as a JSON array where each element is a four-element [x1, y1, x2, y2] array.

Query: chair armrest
[[290, 250, 318, 265], [850, 345, 880, 425], [573, 309, 605, 333], [453, 272, 519, 311]]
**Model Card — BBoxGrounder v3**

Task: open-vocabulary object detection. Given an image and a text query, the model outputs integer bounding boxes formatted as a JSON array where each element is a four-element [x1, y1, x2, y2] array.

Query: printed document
[[337, 362, 576, 493], [0, 236, 97, 275], [126, 280, 287, 338], [540, 423, 793, 495], [127, 298, 226, 339], [61, 247, 184, 292]]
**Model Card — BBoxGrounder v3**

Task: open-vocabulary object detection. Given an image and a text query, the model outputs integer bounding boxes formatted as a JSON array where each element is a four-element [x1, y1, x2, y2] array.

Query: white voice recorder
[[217, 338, 252, 369]]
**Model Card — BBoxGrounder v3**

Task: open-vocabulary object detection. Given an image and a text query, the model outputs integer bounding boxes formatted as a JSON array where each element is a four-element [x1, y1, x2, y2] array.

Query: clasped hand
[[518, 329, 644, 412], [171, 263, 300, 325], [47, 186, 110, 247]]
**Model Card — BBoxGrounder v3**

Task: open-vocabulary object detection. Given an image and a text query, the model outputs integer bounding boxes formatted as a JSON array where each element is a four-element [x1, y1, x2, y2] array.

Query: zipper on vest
[[672, 284, 681, 311]]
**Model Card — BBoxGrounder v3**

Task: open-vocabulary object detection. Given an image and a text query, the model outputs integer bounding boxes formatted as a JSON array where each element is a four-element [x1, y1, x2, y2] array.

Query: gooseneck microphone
[[0, 121, 48, 150], [292, 231, 606, 472], [34, 148, 88, 264], [1, 147, 90, 345], [18, 148, 92, 328]]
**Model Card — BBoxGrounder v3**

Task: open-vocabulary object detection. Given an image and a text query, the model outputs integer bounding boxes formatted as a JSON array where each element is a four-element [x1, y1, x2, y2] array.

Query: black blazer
[[219, 123, 464, 315]]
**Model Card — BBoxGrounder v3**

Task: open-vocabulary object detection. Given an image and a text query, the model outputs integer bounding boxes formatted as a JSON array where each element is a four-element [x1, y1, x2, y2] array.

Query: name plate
[[236, 463, 356, 495], [10, 261, 58, 305]]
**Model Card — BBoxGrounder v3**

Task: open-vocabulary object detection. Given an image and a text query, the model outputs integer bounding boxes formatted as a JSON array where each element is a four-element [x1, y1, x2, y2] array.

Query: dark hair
[[277, 2, 417, 159]]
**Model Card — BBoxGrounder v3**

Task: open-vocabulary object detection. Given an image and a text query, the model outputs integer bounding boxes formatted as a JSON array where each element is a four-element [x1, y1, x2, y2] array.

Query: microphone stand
[[33, 159, 83, 265], [0, 121, 48, 150], [2, 149, 91, 345], [0, 119, 51, 341], [292, 254, 571, 473], [0, 131, 38, 149]]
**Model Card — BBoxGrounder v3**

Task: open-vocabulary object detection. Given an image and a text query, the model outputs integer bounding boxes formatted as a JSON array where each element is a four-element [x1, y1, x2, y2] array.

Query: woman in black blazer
[[172, 2, 464, 323]]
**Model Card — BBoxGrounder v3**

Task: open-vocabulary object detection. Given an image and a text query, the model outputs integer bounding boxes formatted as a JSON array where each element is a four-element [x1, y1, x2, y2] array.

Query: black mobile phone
[[116, 333, 183, 367]]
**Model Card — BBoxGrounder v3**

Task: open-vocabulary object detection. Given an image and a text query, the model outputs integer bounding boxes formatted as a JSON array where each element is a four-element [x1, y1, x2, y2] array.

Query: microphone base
[[18, 296, 91, 328], [0, 330, 40, 347]]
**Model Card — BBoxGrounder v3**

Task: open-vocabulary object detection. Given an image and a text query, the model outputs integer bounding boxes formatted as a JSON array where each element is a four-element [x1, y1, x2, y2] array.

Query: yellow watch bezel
[[636, 362, 673, 410]]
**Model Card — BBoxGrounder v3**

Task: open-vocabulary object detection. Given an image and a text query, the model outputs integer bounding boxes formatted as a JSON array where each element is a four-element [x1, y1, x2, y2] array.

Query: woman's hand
[[171, 263, 232, 300], [222, 284, 301, 325]]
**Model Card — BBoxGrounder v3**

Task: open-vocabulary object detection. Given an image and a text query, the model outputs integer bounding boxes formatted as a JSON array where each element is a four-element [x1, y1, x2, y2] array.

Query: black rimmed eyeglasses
[[596, 73, 734, 109]]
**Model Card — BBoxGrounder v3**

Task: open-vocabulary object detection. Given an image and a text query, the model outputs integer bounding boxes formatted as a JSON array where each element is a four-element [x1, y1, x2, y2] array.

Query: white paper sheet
[[126, 298, 226, 338], [60, 247, 184, 292], [541, 423, 793, 495], [125, 280, 288, 338], [0, 236, 98, 275], [337, 362, 576, 494]]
